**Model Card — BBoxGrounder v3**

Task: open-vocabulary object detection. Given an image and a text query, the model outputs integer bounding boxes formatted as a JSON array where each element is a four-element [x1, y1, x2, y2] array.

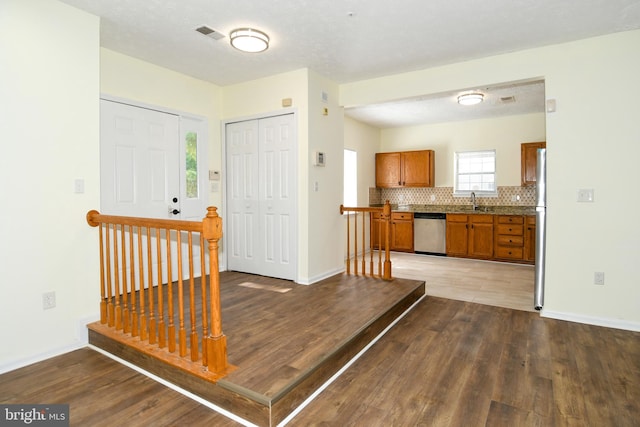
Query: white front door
[[100, 99, 181, 218], [226, 114, 297, 281], [100, 99, 209, 284]]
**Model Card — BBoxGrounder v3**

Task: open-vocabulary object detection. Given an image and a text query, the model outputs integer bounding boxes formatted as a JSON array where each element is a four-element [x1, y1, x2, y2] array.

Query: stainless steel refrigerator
[[534, 148, 546, 310]]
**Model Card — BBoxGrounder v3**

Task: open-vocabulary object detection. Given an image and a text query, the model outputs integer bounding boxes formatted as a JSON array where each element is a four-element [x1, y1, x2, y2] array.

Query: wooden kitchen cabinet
[[524, 215, 536, 263], [446, 214, 493, 259], [521, 141, 546, 186], [494, 215, 525, 261], [370, 212, 414, 252], [390, 212, 414, 252], [375, 150, 434, 188]]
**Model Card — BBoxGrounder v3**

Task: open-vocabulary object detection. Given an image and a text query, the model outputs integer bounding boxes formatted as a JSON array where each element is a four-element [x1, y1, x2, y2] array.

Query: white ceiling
[[58, 0, 640, 127]]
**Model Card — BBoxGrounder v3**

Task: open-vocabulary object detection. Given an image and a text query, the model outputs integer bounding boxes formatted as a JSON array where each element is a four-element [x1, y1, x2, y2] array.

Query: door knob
[[168, 206, 181, 215]]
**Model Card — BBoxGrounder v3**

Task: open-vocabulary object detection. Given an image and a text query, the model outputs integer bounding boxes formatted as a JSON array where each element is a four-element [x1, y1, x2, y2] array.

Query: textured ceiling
[[57, 0, 640, 127]]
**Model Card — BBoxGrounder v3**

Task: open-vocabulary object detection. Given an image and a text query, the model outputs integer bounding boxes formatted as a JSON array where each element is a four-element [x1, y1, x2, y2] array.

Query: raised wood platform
[[89, 271, 425, 426]]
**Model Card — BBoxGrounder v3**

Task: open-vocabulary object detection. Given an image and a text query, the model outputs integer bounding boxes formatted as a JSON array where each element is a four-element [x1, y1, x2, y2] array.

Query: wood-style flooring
[[391, 252, 536, 312], [2, 263, 638, 426]]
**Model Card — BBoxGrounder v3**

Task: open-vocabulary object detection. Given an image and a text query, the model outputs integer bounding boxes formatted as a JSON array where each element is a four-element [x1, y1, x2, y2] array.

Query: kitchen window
[[454, 149, 497, 196]]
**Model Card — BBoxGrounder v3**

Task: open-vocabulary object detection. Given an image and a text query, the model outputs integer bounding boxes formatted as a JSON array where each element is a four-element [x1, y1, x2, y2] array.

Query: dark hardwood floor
[[2, 281, 639, 426]]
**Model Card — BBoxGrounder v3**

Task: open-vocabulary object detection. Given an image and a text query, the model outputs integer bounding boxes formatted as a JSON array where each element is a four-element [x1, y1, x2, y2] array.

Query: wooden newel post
[[383, 200, 392, 280], [202, 206, 228, 373]]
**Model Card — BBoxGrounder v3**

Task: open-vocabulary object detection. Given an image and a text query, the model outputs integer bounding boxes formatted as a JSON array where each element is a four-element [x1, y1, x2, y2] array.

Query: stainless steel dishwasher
[[413, 212, 447, 255]]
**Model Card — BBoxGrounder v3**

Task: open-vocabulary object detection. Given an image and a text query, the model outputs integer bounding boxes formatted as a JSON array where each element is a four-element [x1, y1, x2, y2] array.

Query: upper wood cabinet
[[375, 150, 435, 188], [521, 142, 546, 186]]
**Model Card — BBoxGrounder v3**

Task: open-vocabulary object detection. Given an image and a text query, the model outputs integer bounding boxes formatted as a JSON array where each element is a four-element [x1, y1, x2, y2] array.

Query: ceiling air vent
[[196, 26, 225, 40], [500, 96, 516, 103]]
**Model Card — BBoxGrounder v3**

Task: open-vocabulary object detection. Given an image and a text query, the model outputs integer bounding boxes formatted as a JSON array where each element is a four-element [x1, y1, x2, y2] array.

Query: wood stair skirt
[[88, 280, 425, 426]]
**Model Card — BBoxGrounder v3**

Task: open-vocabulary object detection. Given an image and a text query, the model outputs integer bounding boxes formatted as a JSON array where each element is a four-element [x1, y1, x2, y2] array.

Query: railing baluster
[[200, 233, 209, 366], [177, 231, 187, 357], [112, 225, 122, 330], [361, 212, 366, 275], [353, 212, 358, 275], [138, 227, 147, 341], [121, 225, 130, 333], [147, 227, 156, 344], [166, 228, 175, 353], [378, 215, 383, 277], [188, 231, 198, 362], [345, 211, 351, 275], [105, 224, 114, 327], [128, 225, 136, 335], [156, 227, 165, 347], [98, 224, 106, 324]]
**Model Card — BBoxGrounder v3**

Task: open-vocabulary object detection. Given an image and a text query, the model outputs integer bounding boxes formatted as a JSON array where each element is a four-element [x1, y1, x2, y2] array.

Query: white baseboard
[[297, 267, 345, 285], [0, 313, 100, 375], [541, 310, 640, 332], [0, 342, 86, 375]]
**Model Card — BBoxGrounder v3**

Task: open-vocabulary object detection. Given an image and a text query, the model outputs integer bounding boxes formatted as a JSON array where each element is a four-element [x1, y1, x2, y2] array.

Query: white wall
[[341, 30, 640, 330], [0, 0, 100, 371], [100, 48, 224, 210], [306, 70, 345, 281], [344, 117, 380, 205], [380, 113, 546, 187]]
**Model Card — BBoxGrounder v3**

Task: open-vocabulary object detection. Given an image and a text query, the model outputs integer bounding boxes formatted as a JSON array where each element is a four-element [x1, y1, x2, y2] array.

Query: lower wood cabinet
[[524, 215, 536, 263], [446, 214, 494, 259], [493, 215, 536, 264], [371, 212, 414, 252], [446, 213, 536, 264]]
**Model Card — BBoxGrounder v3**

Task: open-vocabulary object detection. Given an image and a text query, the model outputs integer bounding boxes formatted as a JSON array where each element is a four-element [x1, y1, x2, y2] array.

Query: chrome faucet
[[471, 192, 478, 210]]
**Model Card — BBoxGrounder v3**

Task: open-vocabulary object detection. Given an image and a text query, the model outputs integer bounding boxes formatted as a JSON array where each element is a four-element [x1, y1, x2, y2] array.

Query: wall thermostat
[[313, 151, 326, 166]]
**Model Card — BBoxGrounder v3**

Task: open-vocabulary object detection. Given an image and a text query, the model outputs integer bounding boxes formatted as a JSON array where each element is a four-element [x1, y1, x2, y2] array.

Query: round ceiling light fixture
[[457, 92, 484, 106], [230, 28, 270, 53]]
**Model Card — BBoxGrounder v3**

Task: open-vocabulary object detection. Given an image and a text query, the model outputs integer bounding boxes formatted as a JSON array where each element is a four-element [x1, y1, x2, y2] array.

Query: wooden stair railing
[[86, 207, 230, 377], [340, 200, 392, 280]]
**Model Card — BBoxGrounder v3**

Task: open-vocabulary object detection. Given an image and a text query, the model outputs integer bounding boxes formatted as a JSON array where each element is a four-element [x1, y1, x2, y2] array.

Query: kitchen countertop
[[372, 204, 536, 216]]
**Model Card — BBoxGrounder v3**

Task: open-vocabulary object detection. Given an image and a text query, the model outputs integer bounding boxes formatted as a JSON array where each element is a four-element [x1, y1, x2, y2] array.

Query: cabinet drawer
[[392, 212, 414, 221], [497, 215, 524, 224], [447, 214, 468, 223], [471, 214, 494, 224], [496, 224, 524, 235], [495, 246, 524, 259], [497, 235, 524, 246]]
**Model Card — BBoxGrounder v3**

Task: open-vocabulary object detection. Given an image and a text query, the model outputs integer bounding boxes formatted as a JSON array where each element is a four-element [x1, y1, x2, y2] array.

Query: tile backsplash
[[369, 186, 536, 207]]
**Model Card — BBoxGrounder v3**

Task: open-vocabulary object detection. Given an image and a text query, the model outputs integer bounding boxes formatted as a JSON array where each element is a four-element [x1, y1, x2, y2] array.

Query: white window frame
[[453, 149, 498, 197], [343, 149, 358, 209]]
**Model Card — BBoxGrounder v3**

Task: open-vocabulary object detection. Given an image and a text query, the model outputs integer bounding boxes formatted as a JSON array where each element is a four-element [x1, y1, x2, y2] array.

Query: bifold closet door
[[226, 114, 297, 280]]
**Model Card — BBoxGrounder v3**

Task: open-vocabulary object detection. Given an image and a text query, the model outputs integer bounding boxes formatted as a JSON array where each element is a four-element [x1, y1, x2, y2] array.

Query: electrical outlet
[[594, 272, 605, 286], [43, 291, 56, 310]]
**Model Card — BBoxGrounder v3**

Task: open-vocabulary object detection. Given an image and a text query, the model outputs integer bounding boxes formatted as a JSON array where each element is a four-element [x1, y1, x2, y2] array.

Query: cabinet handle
[[398, 181, 401, 185], [508, 228, 512, 232], [509, 239, 513, 243]]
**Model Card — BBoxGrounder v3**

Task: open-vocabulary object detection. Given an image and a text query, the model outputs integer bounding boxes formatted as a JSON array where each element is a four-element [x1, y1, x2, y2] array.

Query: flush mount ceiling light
[[457, 93, 484, 106], [230, 28, 269, 53]]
